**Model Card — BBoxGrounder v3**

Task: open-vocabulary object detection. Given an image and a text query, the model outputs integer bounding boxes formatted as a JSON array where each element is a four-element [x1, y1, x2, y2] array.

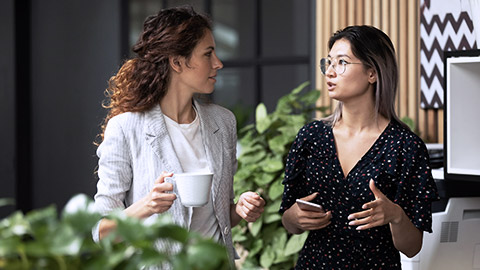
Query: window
[[127, 0, 315, 122]]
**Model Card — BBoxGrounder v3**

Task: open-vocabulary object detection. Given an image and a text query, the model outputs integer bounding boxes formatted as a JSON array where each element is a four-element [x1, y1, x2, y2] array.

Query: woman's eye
[[205, 52, 212, 57], [338, 59, 348, 65]]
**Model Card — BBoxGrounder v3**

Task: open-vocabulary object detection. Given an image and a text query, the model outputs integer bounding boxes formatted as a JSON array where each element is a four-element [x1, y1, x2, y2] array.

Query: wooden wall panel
[[315, 0, 443, 143]]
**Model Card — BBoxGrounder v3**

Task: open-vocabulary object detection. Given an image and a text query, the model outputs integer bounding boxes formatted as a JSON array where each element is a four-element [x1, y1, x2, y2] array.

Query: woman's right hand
[[144, 172, 177, 215], [124, 172, 177, 219], [281, 193, 332, 234]]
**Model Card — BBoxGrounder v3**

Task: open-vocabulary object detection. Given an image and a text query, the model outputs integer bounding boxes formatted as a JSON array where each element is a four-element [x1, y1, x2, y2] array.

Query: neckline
[[163, 105, 199, 128], [330, 120, 392, 180]]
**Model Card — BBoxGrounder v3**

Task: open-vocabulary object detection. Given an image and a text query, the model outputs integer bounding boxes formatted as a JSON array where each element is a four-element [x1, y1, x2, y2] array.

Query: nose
[[213, 52, 223, 70], [325, 63, 336, 77]]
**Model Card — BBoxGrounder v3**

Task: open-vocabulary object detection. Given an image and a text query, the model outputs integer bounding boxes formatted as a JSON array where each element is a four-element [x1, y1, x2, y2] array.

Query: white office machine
[[401, 171, 480, 270], [402, 51, 480, 269]]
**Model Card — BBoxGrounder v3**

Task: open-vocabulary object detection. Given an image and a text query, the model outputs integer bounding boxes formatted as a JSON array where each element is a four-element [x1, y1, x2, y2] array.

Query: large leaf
[[268, 178, 284, 201], [260, 158, 283, 173], [255, 103, 271, 134], [284, 232, 309, 256], [248, 217, 263, 237], [254, 173, 276, 186], [259, 245, 275, 269]]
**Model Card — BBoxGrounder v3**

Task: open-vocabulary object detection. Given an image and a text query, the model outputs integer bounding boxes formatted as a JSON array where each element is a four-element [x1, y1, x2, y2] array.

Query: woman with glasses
[[92, 6, 265, 268], [280, 25, 438, 269]]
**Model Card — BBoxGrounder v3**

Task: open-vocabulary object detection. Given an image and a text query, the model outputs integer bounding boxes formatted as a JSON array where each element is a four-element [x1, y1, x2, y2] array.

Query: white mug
[[169, 172, 213, 207]]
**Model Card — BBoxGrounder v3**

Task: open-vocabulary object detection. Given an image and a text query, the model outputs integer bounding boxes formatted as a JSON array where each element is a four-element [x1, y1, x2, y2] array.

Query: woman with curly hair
[[92, 5, 264, 266]]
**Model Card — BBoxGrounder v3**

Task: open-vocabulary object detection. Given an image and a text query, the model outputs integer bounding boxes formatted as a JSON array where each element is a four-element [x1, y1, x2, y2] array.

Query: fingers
[[298, 211, 332, 231], [300, 192, 318, 202], [369, 179, 385, 199], [155, 171, 173, 184], [237, 192, 266, 222]]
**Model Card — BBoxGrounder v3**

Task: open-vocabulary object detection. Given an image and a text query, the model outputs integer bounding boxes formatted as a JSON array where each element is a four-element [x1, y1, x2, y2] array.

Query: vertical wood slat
[[356, 0, 364, 25], [382, 0, 390, 33], [315, 0, 442, 143], [389, 0, 399, 114], [407, 0, 418, 119], [347, 0, 355, 26], [372, 0, 381, 28], [399, 0, 408, 118], [339, 0, 347, 28], [364, 0, 372, 25]]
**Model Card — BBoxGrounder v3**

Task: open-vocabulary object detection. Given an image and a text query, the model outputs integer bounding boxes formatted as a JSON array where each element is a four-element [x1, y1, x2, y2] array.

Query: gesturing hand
[[348, 179, 402, 230], [235, 192, 265, 222], [145, 172, 177, 215]]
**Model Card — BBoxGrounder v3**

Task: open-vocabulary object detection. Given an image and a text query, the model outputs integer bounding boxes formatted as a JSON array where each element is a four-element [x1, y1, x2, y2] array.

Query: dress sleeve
[[279, 126, 309, 214], [394, 139, 439, 233]]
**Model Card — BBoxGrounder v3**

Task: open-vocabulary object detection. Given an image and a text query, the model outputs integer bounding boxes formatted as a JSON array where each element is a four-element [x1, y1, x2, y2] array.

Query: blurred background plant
[[232, 82, 326, 269], [0, 194, 230, 270]]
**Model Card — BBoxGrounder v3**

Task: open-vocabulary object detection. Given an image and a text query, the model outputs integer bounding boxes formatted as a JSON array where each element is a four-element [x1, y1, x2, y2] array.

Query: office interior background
[[0, 0, 315, 217]]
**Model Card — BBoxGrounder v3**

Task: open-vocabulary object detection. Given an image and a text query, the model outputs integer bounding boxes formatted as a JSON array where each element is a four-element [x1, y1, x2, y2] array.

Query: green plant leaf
[[291, 81, 310, 95], [255, 103, 271, 134], [268, 178, 284, 200], [187, 239, 230, 269], [284, 232, 309, 256], [268, 135, 288, 155], [259, 245, 275, 268], [265, 200, 281, 214], [248, 217, 263, 237], [264, 213, 281, 224], [254, 173, 276, 186], [260, 158, 283, 173], [247, 238, 264, 258]]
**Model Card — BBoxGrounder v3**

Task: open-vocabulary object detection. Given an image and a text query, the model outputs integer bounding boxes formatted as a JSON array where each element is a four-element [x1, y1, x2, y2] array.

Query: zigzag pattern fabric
[[420, 0, 478, 109]]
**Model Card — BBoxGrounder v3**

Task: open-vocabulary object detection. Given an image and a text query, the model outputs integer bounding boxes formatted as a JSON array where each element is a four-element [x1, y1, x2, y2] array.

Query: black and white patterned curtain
[[420, 0, 479, 109]]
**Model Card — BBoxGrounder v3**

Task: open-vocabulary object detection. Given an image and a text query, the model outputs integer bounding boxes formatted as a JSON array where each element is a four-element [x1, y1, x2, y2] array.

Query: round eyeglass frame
[[319, 57, 363, 75]]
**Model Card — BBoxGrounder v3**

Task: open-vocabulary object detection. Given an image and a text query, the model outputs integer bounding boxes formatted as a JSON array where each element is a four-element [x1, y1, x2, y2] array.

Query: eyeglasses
[[320, 57, 362, 75]]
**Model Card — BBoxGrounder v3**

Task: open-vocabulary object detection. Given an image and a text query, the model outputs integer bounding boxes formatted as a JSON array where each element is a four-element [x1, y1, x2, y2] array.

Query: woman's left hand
[[235, 191, 265, 222], [347, 179, 403, 230]]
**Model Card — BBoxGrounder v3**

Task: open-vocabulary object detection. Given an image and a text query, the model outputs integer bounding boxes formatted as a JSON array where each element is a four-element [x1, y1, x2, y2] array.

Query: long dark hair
[[98, 5, 211, 142], [324, 25, 405, 128]]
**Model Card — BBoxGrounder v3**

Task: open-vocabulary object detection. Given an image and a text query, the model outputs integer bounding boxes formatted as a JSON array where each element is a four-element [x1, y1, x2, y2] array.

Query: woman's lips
[[327, 81, 336, 91]]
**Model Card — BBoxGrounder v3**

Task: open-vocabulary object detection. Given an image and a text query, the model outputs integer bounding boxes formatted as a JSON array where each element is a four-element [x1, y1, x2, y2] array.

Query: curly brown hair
[[97, 5, 212, 143]]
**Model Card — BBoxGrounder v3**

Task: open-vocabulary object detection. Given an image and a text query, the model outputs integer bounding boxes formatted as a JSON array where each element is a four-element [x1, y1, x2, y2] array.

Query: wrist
[[391, 204, 404, 225]]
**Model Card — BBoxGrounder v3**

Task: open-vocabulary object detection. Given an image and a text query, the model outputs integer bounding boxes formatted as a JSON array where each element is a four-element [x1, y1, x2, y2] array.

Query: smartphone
[[296, 199, 324, 212]]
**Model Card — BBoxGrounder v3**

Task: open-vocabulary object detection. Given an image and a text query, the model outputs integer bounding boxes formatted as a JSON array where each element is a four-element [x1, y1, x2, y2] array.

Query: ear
[[169, 56, 182, 73], [368, 68, 377, 84]]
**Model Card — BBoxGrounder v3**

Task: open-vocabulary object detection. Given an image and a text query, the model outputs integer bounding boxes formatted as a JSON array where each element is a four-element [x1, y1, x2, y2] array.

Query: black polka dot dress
[[279, 119, 439, 269]]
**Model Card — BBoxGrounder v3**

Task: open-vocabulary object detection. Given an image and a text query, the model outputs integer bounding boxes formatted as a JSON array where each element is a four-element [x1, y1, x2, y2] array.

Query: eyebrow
[[327, 54, 352, 59], [204, 46, 215, 51]]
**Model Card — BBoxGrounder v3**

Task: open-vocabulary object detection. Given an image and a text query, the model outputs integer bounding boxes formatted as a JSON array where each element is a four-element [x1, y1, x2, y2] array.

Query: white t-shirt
[[163, 106, 221, 242]]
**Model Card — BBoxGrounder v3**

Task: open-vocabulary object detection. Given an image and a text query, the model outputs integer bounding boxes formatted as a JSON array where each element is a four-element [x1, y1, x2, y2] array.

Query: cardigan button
[[223, 226, 230, 235]]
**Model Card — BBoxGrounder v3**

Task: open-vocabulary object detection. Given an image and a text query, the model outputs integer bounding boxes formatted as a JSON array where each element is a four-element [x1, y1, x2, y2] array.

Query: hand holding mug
[[145, 172, 177, 215]]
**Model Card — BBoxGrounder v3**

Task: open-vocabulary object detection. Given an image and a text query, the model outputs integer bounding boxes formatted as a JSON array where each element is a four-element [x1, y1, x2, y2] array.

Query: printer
[[401, 50, 480, 270]]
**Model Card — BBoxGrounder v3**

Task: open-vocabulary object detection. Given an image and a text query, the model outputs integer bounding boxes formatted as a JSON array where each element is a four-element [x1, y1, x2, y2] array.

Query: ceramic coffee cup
[[170, 172, 213, 207]]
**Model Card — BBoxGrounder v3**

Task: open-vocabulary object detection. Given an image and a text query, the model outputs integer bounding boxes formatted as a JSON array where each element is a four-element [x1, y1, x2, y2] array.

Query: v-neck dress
[[279, 119, 439, 269]]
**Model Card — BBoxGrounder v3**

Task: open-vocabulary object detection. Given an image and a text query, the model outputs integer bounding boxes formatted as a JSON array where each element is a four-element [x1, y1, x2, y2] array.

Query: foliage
[[0, 194, 230, 270], [232, 82, 325, 269], [400, 116, 420, 137]]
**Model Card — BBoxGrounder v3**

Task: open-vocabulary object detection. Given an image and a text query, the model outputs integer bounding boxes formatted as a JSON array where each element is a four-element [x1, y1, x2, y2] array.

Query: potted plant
[[232, 82, 325, 269], [0, 194, 230, 270]]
